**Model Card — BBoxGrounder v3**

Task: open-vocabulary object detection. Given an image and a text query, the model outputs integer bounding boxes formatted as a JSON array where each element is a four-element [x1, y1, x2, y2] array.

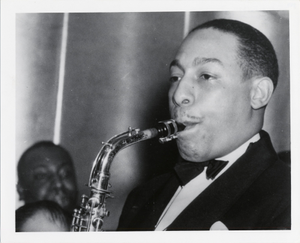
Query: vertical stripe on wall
[[183, 11, 191, 38], [54, 13, 69, 145]]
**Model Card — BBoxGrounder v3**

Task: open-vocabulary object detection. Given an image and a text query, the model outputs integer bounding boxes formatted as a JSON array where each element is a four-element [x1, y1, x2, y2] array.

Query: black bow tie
[[173, 158, 229, 186]]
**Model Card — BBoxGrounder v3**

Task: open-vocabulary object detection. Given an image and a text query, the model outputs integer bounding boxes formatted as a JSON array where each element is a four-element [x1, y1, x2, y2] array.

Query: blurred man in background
[[17, 141, 78, 213]]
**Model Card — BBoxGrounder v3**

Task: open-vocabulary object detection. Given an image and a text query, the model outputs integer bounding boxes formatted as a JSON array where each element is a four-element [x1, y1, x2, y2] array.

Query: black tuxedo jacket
[[117, 131, 291, 231]]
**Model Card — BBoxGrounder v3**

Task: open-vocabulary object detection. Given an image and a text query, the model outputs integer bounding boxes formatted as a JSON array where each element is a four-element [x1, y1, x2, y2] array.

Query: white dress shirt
[[155, 133, 260, 231]]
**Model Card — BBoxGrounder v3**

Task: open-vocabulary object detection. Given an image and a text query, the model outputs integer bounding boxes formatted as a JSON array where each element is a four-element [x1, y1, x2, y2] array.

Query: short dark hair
[[15, 200, 71, 232], [190, 19, 279, 89], [17, 141, 73, 184]]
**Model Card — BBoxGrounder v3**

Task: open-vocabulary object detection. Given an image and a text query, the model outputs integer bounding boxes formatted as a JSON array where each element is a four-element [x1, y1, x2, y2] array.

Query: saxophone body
[[71, 119, 183, 231]]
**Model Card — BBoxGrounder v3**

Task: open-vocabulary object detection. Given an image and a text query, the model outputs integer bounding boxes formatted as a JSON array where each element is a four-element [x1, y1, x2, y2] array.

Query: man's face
[[18, 147, 77, 211], [169, 28, 254, 162]]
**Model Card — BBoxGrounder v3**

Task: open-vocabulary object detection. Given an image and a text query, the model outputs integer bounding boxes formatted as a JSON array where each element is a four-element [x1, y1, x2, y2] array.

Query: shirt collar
[[217, 133, 261, 163], [211, 133, 261, 180]]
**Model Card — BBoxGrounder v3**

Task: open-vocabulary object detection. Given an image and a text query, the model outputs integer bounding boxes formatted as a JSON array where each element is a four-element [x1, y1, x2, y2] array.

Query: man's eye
[[34, 173, 48, 181], [169, 76, 181, 83], [200, 74, 213, 80]]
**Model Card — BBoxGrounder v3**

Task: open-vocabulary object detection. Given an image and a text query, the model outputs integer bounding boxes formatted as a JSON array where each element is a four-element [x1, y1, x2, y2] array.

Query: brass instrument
[[71, 119, 183, 231]]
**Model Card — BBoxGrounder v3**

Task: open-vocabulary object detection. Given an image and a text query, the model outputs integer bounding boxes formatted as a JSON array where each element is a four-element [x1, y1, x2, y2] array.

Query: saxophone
[[71, 119, 184, 231]]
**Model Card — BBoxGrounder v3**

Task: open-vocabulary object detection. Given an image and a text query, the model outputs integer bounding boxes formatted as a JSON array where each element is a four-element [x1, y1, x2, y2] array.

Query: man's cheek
[[33, 184, 51, 200], [64, 178, 76, 190]]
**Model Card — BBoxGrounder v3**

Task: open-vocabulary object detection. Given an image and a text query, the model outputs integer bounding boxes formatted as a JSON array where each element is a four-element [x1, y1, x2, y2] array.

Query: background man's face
[[19, 147, 77, 211], [169, 28, 254, 162]]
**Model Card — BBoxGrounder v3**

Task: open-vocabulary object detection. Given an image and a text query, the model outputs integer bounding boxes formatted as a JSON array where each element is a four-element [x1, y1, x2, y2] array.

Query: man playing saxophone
[[117, 18, 291, 231]]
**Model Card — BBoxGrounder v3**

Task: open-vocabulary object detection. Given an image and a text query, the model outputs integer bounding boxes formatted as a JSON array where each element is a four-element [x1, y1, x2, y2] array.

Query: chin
[[178, 145, 201, 162], [177, 138, 212, 162]]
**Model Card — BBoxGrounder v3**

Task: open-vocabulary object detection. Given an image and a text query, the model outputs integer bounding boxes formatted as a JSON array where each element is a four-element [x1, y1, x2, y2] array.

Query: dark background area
[[16, 11, 290, 230]]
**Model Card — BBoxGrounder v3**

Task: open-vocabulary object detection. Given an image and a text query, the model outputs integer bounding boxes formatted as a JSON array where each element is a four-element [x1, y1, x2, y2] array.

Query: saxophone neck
[[71, 119, 184, 231]]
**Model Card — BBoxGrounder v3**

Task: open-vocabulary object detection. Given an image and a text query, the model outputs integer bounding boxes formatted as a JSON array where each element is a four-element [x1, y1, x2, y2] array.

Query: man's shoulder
[[253, 130, 290, 189], [256, 156, 290, 192], [117, 171, 175, 230], [129, 171, 174, 196]]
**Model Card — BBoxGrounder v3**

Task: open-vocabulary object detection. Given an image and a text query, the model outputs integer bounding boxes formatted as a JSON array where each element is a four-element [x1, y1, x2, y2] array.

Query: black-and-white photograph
[[1, 1, 300, 243]]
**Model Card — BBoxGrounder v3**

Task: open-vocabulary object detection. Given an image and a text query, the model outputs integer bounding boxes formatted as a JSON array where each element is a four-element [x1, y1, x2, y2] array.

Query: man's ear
[[17, 183, 25, 201], [250, 77, 274, 109]]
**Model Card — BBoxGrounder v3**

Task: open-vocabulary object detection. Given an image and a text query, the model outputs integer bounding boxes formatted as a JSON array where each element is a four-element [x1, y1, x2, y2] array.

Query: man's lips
[[172, 109, 203, 133], [176, 122, 186, 132], [182, 121, 199, 126], [176, 120, 200, 133], [183, 122, 199, 131]]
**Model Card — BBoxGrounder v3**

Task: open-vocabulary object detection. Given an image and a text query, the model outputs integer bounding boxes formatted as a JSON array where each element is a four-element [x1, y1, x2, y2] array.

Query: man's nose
[[52, 175, 63, 188], [171, 77, 194, 107]]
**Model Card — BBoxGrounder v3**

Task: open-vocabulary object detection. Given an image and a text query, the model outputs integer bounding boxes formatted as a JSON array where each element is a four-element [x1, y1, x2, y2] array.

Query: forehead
[[175, 28, 240, 65], [22, 146, 72, 169]]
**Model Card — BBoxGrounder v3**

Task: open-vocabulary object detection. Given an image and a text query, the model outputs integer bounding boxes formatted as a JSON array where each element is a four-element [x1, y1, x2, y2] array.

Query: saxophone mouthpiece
[[157, 119, 184, 143]]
